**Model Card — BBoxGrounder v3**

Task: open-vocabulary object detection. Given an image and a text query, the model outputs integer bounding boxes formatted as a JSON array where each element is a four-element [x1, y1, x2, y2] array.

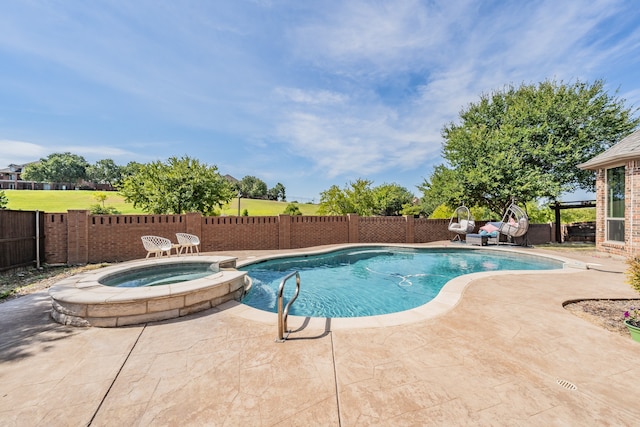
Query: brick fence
[[42, 211, 556, 265]]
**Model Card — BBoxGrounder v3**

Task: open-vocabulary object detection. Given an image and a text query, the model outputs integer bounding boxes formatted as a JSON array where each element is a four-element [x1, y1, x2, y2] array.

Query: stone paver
[[0, 244, 638, 426]]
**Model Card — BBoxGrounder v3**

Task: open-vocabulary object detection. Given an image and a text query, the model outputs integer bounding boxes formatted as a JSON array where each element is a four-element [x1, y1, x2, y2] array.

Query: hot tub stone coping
[[49, 255, 249, 327]]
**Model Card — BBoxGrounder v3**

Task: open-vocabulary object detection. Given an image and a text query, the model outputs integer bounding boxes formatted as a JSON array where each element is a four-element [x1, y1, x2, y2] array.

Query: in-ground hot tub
[[49, 256, 250, 327]]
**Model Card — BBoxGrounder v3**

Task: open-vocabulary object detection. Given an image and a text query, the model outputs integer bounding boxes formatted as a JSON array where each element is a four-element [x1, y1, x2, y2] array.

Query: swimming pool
[[240, 247, 563, 318]]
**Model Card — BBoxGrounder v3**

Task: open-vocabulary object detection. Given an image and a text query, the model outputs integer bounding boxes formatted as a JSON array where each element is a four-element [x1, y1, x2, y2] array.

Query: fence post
[[185, 212, 202, 237], [405, 215, 415, 243], [35, 210, 40, 268], [279, 214, 291, 249], [347, 214, 359, 243], [67, 210, 89, 265]]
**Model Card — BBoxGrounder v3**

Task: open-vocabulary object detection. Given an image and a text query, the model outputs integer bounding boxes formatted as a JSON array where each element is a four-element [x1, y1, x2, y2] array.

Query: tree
[[267, 183, 286, 201], [423, 79, 639, 215], [0, 190, 7, 209], [120, 162, 142, 178], [318, 184, 354, 215], [372, 183, 414, 216], [90, 196, 120, 215], [87, 159, 122, 186], [90, 192, 120, 213], [239, 176, 268, 199], [318, 179, 374, 216], [417, 165, 465, 217], [119, 156, 234, 215], [283, 203, 302, 215], [318, 179, 411, 216], [21, 152, 89, 184]]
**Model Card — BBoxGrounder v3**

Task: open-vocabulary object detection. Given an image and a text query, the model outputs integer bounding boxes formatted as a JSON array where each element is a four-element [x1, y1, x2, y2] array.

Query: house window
[[606, 166, 625, 242]]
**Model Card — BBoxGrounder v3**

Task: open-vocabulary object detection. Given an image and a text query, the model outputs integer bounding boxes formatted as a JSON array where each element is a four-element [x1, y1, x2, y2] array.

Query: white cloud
[[290, 0, 467, 77], [272, 0, 640, 182], [275, 87, 348, 105], [0, 140, 48, 167], [277, 111, 438, 178]]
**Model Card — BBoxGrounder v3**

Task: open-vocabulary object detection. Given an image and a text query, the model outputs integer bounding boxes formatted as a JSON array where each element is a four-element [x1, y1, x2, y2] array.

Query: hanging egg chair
[[448, 205, 475, 241], [498, 202, 529, 238]]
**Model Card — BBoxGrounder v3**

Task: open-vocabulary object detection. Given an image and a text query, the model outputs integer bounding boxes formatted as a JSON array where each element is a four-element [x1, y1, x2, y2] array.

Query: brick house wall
[[592, 161, 640, 258]]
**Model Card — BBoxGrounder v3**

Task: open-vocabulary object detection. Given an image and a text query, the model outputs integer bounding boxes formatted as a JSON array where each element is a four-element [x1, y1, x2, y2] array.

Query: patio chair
[[176, 233, 201, 255], [141, 235, 179, 258], [448, 205, 475, 241], [498, 202, 529, 238]]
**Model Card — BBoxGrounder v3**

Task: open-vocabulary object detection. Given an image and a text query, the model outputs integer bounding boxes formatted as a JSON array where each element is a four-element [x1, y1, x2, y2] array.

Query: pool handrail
[[276, 271, 301, 342]]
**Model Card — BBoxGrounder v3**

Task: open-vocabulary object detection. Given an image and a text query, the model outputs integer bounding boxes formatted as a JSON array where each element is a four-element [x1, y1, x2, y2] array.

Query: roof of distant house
[[579, 129, 640, 170], [0, 163, 30, 173]]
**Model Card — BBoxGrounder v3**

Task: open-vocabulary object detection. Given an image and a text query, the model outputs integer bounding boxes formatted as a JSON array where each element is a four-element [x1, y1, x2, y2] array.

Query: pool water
[[100, 263, 219, 288], [240, 247, 562, 318]]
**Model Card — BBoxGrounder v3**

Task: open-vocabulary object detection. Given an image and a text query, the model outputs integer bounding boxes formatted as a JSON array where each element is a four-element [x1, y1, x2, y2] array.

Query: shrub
[[625, 257, 640, 294], [90, 204, 120, 215], [283, 203, 302, 215]]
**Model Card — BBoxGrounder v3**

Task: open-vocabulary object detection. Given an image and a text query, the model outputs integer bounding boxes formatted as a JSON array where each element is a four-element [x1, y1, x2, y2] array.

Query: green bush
[[0, 190, 7, 209], [90, 204, 120, 215], [625, 257, 640, 294], [283, 203, 302, 215]]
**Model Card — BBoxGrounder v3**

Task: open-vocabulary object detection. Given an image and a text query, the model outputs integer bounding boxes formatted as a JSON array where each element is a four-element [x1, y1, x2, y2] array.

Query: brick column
[[185, 212, 202, 237], [67, 210, 89, 265], [347, 214, 359, 243], [405, 215, 415, 243], [278, 214, 291, 249]]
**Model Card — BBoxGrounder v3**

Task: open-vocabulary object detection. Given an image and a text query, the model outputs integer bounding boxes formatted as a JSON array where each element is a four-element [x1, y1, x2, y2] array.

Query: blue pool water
[[240, 247, 563, 318], [100, 263, 219, 287]]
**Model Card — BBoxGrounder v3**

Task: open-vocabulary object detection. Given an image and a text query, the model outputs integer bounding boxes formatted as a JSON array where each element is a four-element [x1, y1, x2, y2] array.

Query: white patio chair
[[141, 235, 178, 258], [176, 233, 201, 255]]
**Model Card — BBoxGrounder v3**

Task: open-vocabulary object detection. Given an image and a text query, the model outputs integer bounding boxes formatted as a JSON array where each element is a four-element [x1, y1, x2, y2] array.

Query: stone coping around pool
[[231, 243, 590, 331], [49, 256, 249, 327]]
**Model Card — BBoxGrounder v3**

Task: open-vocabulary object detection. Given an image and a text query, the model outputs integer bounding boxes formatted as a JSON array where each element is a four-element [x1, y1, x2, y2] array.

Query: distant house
[[578, 129, 640, 257], [0, 162, 81, 190], [224, 174, 239, 185], [0, 163, 39, 190]]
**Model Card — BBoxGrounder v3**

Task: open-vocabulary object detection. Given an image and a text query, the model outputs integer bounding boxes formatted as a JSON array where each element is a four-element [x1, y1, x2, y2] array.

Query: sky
[[1, 1, 639, 203]]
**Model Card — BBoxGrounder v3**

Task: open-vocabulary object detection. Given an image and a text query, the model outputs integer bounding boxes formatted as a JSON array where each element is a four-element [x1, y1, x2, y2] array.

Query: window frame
[[605, 165, 625, 243]]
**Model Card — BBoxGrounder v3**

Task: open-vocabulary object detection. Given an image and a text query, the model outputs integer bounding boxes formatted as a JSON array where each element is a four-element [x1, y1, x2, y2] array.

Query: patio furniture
[[176, 233, 201, 255], [448, 205, 475, 241], [466, 202, 529, 246], [141, 235, 179, 258], [467, 224, 500, 246], [498, 203, 529, 238], [466, 234, 489, 246]]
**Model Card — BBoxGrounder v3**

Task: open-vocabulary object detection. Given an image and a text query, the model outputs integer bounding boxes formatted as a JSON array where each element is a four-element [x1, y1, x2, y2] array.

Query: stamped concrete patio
[[0, 243, 638, 426]]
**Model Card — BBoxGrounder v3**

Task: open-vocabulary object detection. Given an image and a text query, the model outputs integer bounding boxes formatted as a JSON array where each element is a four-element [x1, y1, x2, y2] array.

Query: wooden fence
[[0, 210, 45, 271]]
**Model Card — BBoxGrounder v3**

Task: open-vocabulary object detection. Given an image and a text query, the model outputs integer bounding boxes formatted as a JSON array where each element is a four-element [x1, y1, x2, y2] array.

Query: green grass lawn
[[3, 190, 319, 216]]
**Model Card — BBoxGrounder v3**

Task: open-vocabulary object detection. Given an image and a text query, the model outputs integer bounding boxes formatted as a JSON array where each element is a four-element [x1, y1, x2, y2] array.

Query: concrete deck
[[1, 243, 638, 426]]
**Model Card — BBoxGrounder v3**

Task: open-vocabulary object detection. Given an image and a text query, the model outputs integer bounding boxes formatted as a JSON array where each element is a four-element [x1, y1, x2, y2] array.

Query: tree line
[[17, 154, 290, 215]]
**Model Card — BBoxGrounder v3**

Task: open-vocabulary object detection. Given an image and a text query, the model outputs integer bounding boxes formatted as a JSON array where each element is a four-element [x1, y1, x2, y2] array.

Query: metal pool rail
[[276, 271, 301, 342]]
